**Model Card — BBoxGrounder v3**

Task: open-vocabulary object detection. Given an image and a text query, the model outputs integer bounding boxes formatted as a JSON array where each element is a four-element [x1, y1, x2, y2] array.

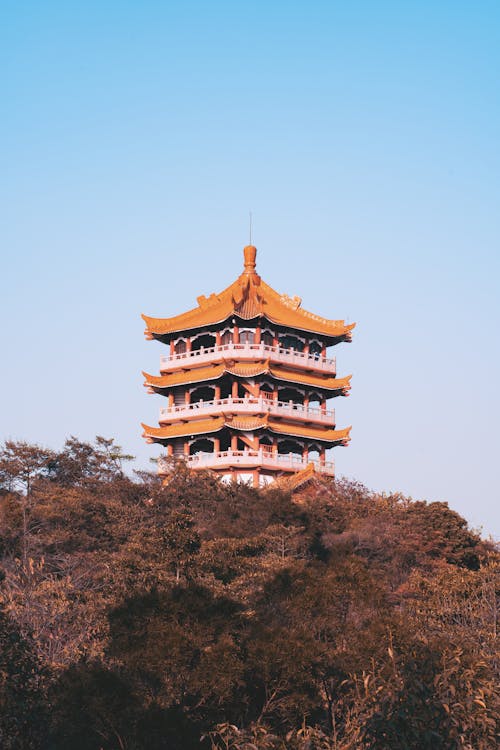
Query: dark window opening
[[191, 333, 216, 351], [278, 439, 303, 456], [190, 438, 214, 455], [278, 387, 303, 404], [191, 385, 215, 403], [219, 433, 231, 451], [279, 334, 304, 352]]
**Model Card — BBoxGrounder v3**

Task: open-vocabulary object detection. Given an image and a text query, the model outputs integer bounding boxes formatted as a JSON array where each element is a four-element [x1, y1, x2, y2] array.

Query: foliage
[[0, 577, 47, 749], [0, 437, 498, 749]]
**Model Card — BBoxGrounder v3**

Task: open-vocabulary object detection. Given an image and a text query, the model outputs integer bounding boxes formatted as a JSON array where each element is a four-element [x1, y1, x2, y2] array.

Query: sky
[[1, 1, 499, 537]]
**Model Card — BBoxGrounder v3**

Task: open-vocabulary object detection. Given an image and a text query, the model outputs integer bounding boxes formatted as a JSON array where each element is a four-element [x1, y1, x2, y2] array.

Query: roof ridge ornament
[[279, 292, 302, 310], [243, 244, 257, 273]]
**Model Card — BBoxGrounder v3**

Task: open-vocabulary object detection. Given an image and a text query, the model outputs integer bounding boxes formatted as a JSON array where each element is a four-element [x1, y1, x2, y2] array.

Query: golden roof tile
[[141, 417, 225, 441], [142, 414, 350, 445], [225, 414, 270, 430], [267, 419, 351, 445], [143, 364, 351, 394], [142, 364, 225, 388]]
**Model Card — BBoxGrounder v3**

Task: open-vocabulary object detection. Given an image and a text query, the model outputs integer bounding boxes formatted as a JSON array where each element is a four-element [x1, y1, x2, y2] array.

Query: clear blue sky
[[2, 2, 499, 536]]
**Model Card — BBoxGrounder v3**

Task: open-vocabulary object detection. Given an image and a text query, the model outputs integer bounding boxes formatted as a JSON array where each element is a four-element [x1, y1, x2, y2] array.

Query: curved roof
[[268, 421, 351, 444], [143, 245, 355, 340], [143, 362, 351, 394], [142, 417, 225, 442], [142, 415, 350, 445]]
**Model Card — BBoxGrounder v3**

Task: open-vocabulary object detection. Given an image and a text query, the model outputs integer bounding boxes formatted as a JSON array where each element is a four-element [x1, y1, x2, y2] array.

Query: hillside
[[0, 437, 499, 749]]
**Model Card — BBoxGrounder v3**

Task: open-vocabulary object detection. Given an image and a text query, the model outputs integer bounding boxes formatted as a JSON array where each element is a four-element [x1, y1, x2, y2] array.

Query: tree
[[0, 440, 55, 566], [0, 570, 46, 749], [50, 436, 134, 486]]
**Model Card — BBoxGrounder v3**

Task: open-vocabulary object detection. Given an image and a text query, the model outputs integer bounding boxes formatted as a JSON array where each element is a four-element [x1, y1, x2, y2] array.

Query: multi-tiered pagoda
[[142, 245, 354, 488]]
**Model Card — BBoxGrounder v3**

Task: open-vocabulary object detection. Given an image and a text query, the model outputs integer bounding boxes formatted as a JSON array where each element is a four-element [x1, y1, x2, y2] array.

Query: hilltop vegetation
[[0, 437, 499, 749]]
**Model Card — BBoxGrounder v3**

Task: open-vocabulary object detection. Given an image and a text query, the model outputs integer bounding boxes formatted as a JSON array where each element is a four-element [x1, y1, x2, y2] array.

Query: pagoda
[[142, 245, 354, 488]]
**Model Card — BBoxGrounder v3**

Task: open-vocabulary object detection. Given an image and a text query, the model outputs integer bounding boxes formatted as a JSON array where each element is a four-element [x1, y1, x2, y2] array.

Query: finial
[[243, 244, 257, 272]]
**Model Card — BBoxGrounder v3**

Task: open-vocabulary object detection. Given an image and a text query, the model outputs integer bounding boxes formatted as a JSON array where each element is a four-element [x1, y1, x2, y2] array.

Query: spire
[[243, 244, 257, 274]]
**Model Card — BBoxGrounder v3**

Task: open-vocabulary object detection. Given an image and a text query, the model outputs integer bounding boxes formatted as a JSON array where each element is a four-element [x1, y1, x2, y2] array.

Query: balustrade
[[158, 450, 335, 476], [158, 395, 334, 424], [159, 342, 336, 373]]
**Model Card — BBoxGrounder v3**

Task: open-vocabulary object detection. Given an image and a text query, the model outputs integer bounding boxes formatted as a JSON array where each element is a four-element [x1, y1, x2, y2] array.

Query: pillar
[[214, 384, 221, 400], [184, 441, 189, 456], [213, 437, 220, 453], [231, 434, 238, 451], [255, 325, 261, 344], [232, 380, 238, 399], [320, 448, 326, 465], [170, 340, 175, 355], [185, 390, 191, 405], [167, 444, 174, 457], [233, 326, 239, 344], [216, 330, 221, 346], [186, 337, 192, 352], [302, 445, 309, 462]]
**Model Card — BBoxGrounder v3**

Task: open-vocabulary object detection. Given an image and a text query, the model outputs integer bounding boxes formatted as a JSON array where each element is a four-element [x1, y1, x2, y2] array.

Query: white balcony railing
[[159, 343, 336, 374], [159, 396, 334, 425], [158, 449, 335, 476]]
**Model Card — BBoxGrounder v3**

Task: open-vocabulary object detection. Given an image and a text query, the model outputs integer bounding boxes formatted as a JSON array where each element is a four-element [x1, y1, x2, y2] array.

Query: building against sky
[[142, 245, 354, 487]]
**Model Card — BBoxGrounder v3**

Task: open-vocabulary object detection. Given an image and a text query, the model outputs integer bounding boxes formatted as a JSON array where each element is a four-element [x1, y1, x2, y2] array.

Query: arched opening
[[221, 329, 232, 345], [278, 387, 303, 405], [308, 443, 321, 464], [308, 391, 323, 409], [239, 329, 255, 345], [189, 438, 214, 455], [309, 340, 323, 356], [261, 330, 274, 346], [191, 333, 216, 351], [175, 339, 187, 354], [278, 334, 304, 352], [190, 385, 215, 403]]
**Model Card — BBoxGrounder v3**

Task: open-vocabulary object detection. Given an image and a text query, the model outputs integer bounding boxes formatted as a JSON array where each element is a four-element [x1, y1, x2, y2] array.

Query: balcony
[[158, 449, 335, 476], [159, 396, 335, 426], [159, 343, 336, 374]]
